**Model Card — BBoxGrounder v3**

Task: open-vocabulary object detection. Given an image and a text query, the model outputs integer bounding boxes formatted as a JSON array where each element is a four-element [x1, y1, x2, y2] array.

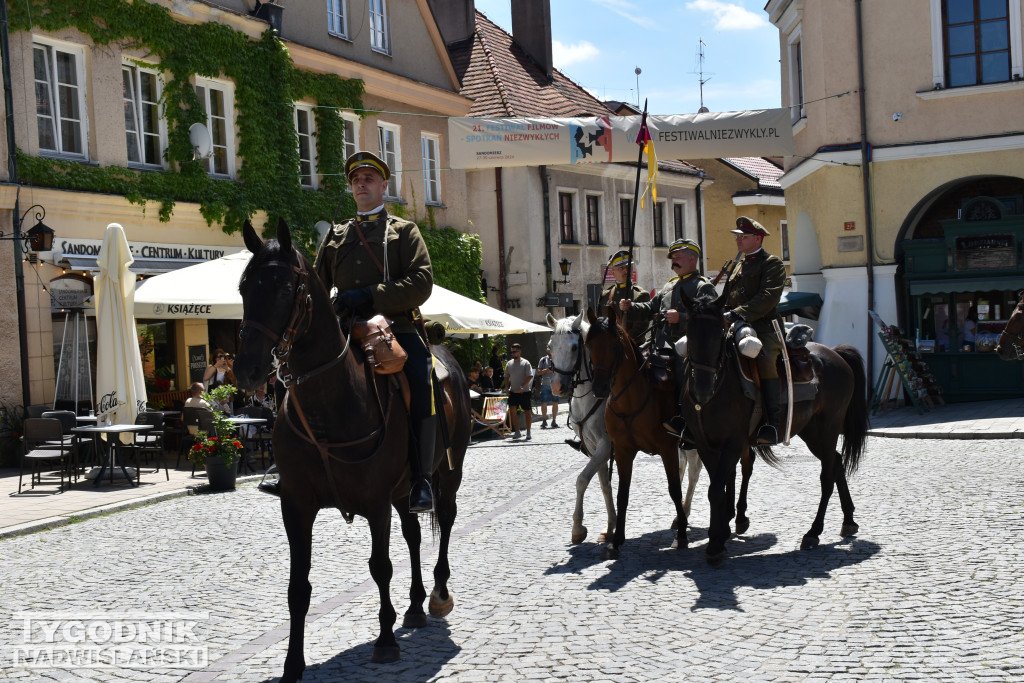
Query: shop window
[[138, 321, 178, 393]]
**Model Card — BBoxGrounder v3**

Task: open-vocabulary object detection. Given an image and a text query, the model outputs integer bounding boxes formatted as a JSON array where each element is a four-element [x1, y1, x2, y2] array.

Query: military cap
[[730, 216, 770, 237], [667, 238, 701, 257], [345, 151, 391, 181], [607, 250, 632, 268]]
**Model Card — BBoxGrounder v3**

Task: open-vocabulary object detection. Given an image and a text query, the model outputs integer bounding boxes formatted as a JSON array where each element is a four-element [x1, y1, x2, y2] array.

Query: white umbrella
[[134, 250, 549, 333], [95, 223, 147, 441]]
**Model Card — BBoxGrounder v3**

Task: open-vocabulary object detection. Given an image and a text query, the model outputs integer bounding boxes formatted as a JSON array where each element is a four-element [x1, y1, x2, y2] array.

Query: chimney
[[427, 0, 477, 46], [512, 0, 552, 81]]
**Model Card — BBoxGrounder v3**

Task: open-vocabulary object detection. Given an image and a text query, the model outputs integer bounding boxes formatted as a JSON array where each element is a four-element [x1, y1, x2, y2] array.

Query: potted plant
[[0, 401, 25, 468], [187, 385, 243, 491]]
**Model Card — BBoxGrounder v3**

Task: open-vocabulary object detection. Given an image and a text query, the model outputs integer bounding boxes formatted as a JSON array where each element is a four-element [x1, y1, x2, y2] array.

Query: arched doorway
[[897, 176, 1024, 401]]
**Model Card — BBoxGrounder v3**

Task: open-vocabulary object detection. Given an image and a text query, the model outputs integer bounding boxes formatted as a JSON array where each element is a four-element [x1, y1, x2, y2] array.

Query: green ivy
[[420, 226, 484, 302], [10, 0, 364, 252]]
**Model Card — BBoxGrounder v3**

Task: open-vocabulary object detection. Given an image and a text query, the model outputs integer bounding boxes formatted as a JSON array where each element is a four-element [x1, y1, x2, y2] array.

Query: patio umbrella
[[777, 291, 823, 321], [135, 250, 549, 333], [95, 223, 147, 442]]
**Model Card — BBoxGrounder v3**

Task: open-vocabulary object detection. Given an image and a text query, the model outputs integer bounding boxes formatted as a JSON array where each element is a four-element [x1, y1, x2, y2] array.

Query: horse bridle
[[551, 328, 594, 396], [996, 303, 1024, 359], [686, 311, 730, 409]]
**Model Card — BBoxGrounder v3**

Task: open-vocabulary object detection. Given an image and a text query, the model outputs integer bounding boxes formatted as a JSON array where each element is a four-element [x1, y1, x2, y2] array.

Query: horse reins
[[552, 327, 604, 432]]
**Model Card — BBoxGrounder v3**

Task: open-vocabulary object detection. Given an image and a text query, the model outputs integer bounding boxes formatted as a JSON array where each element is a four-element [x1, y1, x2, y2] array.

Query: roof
[[449, 11, 700, 176], [721, 157, 784, 190]]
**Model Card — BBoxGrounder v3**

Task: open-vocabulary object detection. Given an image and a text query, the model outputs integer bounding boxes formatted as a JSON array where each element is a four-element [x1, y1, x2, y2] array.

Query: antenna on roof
[[693, 39, 712, 113]]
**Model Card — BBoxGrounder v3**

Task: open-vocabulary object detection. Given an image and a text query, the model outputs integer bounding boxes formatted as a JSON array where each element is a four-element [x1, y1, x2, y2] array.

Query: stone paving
[[1, 423, 1022, 682]]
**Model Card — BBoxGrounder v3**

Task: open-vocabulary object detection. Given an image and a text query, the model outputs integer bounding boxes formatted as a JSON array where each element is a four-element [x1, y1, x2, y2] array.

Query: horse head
[[679, 287, 729, 405], [584, 307, 622, 399], [996, 300, 1024, 361], [234, 218, 332, 391], [546, 311, 590, 398]]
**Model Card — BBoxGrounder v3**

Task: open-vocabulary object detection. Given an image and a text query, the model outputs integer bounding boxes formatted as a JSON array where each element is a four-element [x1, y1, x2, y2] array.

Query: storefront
[[902, 197, 1024, 402]]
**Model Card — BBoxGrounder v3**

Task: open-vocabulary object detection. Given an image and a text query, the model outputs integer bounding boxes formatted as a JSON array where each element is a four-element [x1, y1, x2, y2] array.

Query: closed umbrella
[[95, 223, 147, 442]]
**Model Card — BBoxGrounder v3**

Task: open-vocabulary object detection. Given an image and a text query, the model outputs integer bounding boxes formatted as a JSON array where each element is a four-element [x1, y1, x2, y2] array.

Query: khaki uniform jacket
[[725, 249, 786, 354], [600, 282, 651, 344], [313, 214, 432, 335], [627, 272, 716, 351]]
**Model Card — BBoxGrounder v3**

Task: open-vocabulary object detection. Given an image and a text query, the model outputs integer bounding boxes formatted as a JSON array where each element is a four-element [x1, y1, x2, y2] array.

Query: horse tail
[[752, 444, 782, 468], [834, 343, 869, 477]]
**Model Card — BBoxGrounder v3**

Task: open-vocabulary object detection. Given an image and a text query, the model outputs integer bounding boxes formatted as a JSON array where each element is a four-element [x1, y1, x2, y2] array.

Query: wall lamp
[[0, 204, 55, 252], [557, 257, 572, 284]]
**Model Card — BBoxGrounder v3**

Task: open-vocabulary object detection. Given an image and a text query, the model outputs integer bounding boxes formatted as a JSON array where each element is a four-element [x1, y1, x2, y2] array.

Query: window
[[369, 0, 391, 54], [294, 104, 317, 188], [195, 78, 235, 177], [619, 198, 632, 245], [653, 202, 666, 247], [559, 192, 576, 243], [780, 220, 791, 262], [340, 112, 359, 161], [377, 122, 401, 198], [327, 0, 348, 39], [421, 133, 441, 204], [673, 202, 685, 240], [787, 28, 805, 122], [586, 195, 601, 244], [944, 0, 1011, 86], [123, 63, 165, 167], [33, 39, 87, 158]]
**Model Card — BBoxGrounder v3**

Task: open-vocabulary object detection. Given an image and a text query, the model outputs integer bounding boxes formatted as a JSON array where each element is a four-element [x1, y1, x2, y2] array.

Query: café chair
[[240, 406, 274, 468], [133, 412, 169, 481], [19, 418, 76, 493]]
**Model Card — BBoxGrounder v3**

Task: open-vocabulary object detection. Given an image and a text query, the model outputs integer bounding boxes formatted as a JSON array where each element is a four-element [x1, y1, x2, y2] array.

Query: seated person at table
[[184, 382, 212, 410], [480, 366, 496, 392], [246, 383, 277, 415], [467, 367, 483, 393]]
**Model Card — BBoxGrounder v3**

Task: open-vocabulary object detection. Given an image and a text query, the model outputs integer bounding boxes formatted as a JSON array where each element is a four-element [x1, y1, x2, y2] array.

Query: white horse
[[546, 312, 702, 544]]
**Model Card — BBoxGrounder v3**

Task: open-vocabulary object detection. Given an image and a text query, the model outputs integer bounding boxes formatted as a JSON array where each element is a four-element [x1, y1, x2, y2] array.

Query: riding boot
[[756, 378, 782, 445], [409, 417, 436, 513]]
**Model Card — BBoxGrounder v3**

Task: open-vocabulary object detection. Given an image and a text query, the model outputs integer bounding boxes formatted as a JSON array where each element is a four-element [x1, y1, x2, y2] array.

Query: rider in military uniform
[[619, 238, 717, 437], [723, 216, 787, 445], [599, 250, 651, 344], [261, 151, 437, 513]]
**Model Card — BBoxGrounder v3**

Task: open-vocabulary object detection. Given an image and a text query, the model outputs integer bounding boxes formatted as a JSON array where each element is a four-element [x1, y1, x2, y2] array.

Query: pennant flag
[[636, 111, 658, 209]]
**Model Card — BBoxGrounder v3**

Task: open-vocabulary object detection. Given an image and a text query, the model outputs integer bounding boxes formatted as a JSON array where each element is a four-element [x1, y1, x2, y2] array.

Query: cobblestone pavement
[[1, 425, 1022, 682]]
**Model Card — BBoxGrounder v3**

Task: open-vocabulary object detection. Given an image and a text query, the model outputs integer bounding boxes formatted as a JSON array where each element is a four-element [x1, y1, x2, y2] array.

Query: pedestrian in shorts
[[503, 343, 534, 441], [536, 342, 559, 428]]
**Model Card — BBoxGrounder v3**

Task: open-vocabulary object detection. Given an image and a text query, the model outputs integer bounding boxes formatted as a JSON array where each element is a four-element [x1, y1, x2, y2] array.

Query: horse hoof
[[282, 656, 305, 682], [571, 526, 587, 544], [403, 611, 428, 629], [801, 534, 820, 550], [371, 645, 401, 663], [670, 515, 679, 531], [841, 522, 859, 537], [429, 588, 454, 618], [596, 531, 610, 544], [735, 517, 750, 535], [602, 544, 619, 560], [705, 547, 727, 566]]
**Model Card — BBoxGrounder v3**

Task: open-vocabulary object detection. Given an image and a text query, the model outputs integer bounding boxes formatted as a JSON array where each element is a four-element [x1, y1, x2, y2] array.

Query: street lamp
[[0, 204, 55, 252], [557, 257, 571, 284]]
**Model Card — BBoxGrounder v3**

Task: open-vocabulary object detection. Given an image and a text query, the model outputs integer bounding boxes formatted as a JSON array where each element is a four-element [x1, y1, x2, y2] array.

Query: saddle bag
[[352, 315, 407, 375], [645, 350, 674, 390]]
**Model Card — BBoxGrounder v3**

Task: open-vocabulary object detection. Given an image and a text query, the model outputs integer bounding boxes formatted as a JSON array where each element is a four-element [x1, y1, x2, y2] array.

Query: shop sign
[[54, 238, 244, 261], [189, 345, 207, 383], [49, 274, 92, 312], [954, 234, 1014, 270]]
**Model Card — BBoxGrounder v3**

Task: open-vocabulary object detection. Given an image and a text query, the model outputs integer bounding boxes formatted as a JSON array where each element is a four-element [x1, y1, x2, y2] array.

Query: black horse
[[233, 220, 471, 682], [680, 290, 868, 563]]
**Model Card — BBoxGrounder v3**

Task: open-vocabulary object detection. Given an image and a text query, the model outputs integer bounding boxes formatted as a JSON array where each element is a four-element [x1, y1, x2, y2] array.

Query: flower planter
[[204, 455, 237, 491]]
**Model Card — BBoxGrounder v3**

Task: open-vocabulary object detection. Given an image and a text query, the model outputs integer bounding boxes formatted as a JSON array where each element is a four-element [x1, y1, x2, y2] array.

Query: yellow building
[[766, 0, 1024, 401]]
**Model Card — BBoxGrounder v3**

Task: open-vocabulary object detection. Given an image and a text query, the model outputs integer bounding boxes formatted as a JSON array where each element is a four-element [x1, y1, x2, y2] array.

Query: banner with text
[[448, 108, 793, 169]]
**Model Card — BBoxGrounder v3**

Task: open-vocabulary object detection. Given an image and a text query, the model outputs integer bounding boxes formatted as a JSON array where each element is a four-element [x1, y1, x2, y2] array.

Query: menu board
[[189, 345, 208, 383], [954, 234, 1014, 270]]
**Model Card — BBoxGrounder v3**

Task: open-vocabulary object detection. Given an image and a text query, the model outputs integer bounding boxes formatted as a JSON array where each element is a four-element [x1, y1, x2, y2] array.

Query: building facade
[[766, 0, 1024, 401]]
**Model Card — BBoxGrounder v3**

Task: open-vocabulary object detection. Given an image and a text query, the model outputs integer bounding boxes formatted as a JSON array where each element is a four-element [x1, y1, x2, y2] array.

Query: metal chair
[[26, 404, 53, 419], [133, 412, 168, 481], [240, 405, 274, 468], [19, 418, 76, 493]]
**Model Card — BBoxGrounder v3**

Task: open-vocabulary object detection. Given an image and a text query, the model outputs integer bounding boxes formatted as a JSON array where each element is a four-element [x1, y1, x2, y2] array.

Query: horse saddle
[[732, 342, 818, 404], [389, 348, 458, 433]]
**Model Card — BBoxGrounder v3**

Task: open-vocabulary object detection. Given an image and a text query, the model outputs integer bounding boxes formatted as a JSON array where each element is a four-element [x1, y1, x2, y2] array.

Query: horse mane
[[593, 315, 643, 368], [689, 290, 723, 317]]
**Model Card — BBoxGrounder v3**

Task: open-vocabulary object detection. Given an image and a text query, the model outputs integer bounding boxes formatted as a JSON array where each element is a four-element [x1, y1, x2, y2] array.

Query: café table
[[226, 416, 267, 474], [71, 423, 153, 487]]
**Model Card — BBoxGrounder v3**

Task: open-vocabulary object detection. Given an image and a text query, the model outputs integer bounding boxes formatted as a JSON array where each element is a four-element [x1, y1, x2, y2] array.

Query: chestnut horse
[[679, 289, 867, 563], [233, 220, 471, 682], [584, 308, 687, 559]]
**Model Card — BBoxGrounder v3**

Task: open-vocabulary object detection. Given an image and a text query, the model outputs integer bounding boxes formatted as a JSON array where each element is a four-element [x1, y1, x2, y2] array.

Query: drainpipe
[[1, 2, 31, 405], [856, 0, 875, 396], [495, 167, 507, 310], [695, 175, 706, 275], [539, 164, 553, 304]]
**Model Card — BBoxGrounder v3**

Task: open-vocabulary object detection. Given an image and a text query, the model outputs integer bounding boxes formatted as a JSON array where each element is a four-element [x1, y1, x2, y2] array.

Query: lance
[[624, 99, 649, 312]]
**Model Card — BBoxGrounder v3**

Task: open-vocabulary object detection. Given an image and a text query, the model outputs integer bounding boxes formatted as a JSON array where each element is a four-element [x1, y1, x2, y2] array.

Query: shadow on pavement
[[260, 621, 460, 683]]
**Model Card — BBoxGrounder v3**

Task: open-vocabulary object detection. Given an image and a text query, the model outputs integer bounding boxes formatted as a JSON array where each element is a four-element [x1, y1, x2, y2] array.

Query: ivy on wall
[[420, 226, 485, 302], [9, 0, 363, 251]]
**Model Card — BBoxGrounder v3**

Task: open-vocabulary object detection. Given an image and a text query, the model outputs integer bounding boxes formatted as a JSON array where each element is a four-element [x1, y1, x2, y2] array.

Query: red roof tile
[[722, 157, 784, 189]]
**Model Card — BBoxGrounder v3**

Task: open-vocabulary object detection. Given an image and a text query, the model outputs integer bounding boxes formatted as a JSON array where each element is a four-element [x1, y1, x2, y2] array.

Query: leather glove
[[335, 287, 373, 314], [724, 310, 744, 325]]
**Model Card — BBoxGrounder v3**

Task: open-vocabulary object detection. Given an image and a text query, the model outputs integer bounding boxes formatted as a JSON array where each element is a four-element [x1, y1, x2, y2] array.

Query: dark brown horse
[[233, 220, 471, 682], [680, 289, 868, 563], [996, 293, 1024, 360], [585, 308, 687, 560]]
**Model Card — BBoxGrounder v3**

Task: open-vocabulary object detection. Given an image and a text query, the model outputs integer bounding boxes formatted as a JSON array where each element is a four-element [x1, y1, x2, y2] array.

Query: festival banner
[[447, 108, 793, 170]]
